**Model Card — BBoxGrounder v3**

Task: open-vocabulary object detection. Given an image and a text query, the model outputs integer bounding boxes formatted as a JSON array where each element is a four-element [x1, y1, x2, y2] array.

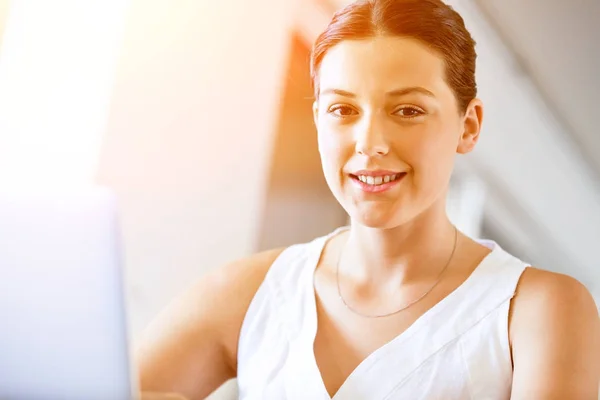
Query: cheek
[[317, 128, 349, 170], [411, 136, 453, 164], [398, 126, 457, 186]]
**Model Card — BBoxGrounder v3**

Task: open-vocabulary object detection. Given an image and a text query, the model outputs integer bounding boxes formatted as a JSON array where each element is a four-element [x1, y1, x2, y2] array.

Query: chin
[[350, 207, 403, 229]]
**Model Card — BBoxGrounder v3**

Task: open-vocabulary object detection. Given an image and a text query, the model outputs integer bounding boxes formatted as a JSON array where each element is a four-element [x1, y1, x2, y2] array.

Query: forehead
[[318, 36, 449, 95]]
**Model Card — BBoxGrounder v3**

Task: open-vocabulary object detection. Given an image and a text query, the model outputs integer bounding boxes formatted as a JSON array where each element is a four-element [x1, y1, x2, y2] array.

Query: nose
[[355, 115, 389, 157]]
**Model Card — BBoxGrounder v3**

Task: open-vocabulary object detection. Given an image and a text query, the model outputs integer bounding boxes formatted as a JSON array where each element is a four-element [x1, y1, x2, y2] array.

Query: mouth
[[348, 172, 407, 193]]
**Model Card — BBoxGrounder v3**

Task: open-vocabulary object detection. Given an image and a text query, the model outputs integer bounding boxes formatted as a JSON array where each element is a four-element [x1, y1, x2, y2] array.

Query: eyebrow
[[319, 87, 436, 98]]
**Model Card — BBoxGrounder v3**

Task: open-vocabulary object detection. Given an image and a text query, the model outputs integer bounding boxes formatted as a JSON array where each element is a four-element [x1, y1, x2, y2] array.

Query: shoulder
[[510, 267, 598, 340], [509, 267, 600, 398], [510, 267, 598, 325], [197, 247, 288, 367], [137, 246, 288, 395], [204, 247, 287, 297]]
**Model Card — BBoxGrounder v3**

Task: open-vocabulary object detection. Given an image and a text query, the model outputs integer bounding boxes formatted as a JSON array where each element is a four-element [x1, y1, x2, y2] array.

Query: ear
[[457, 98, 484, 154], [312, 100, 319, 127]]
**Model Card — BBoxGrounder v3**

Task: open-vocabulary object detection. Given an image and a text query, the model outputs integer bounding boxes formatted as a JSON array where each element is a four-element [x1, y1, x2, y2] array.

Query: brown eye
[[328, 105, 358, 117], [394, 106, 424, 118]]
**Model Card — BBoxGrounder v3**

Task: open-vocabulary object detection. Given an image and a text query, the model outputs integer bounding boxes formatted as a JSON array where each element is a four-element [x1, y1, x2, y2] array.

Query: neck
[[343, 203, 458, 286]]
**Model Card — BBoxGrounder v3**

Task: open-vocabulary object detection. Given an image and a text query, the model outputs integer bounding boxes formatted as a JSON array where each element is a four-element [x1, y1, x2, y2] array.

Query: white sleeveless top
[[237, 227, 529, 399]]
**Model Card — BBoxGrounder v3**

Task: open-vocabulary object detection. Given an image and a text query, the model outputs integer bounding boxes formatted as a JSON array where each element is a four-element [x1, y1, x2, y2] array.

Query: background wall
[[95, 0, 299, 337]]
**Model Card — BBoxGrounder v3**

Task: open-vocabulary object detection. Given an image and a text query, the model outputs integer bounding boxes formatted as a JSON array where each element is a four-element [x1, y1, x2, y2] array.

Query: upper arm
[[510, 268, 600, 400], [136, 247, 285, 400]]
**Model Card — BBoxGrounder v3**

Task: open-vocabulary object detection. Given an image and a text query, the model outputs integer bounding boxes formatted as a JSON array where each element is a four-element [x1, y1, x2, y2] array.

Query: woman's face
[[314, 36, 482, 229]]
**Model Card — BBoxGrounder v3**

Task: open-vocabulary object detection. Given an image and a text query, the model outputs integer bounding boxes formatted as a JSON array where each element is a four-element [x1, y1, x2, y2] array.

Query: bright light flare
[[0, 0, 129, 189]]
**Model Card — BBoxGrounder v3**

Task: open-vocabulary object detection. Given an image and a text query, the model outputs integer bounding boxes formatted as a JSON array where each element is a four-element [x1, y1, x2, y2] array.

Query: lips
[[349, 172, 407, 193], [354, 173, 402, 186]]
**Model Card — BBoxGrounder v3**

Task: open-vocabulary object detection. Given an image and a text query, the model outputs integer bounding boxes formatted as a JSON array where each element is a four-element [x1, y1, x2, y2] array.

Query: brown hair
[[310, 0, 477, 113]]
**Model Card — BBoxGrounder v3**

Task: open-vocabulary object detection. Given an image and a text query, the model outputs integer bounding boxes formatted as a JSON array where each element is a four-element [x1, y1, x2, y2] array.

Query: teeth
[[357, 174, 400, 186]]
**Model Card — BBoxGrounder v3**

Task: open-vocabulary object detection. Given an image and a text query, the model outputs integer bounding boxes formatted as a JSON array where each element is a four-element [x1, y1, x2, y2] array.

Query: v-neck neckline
[[304, 227, 500, 400]]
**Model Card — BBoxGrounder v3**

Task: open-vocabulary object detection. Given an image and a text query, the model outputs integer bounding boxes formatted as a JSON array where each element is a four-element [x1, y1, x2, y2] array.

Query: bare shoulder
[[509, 267, 600, 399], [202, 246, 286, 307], [511, 267, 598, 325], [137, 247, 286, 399], [196, 247, 287, 357], [512, 267, 597, 311]]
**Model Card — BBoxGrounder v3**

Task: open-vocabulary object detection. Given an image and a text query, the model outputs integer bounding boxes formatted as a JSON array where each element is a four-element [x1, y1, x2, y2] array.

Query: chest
[[237, 266, 515, 400], [311, 269, 470, 398]]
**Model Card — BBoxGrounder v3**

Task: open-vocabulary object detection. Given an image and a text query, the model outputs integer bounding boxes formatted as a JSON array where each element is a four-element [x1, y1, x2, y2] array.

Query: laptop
[[0, 186, 138, 400]]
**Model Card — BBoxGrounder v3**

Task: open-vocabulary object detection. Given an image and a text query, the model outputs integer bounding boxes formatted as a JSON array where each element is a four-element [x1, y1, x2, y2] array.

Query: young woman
[[137, 0, 600, 398]]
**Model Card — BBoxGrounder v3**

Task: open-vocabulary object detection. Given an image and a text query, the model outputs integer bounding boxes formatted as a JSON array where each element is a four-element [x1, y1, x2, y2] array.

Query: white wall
[[450, 0, 600, 293], [97, 0, 298, 336], [476, 0, 600, 174], [0, 0, 11, 48], [0, 0, 128, 186]]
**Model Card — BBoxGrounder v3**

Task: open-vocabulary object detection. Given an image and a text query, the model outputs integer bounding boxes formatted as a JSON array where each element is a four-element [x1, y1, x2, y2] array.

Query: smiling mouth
[[349, 172, 406, 186]]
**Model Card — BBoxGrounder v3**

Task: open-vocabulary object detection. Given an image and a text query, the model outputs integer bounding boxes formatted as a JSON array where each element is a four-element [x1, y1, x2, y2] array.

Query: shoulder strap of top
[[239, 227, 344, 349], [410, 241, 530, 340], [261, 226, 348, 300]]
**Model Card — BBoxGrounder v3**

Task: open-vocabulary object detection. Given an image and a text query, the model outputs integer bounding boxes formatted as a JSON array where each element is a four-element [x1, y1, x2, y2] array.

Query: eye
[[393, 106, 425, 118], [328, 105, 358, 118]]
